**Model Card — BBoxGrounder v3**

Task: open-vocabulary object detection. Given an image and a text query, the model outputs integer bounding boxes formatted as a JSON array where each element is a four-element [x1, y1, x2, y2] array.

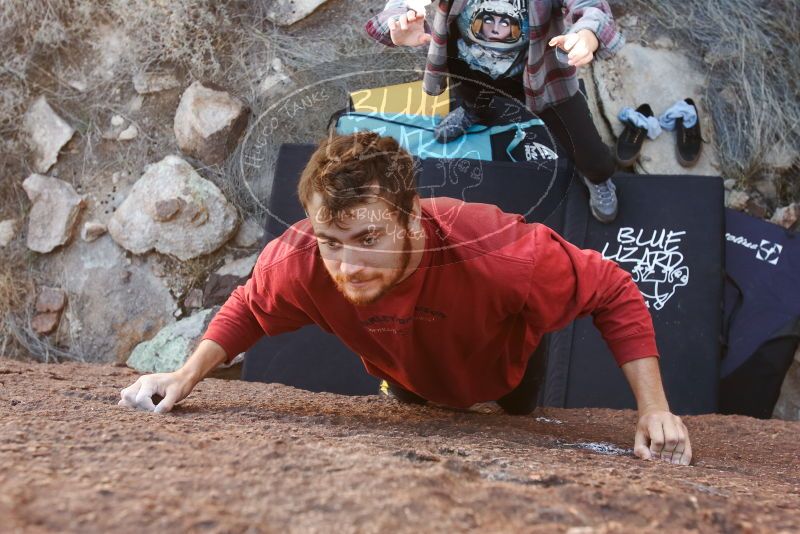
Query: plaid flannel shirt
[[365, 0, 624, 112]]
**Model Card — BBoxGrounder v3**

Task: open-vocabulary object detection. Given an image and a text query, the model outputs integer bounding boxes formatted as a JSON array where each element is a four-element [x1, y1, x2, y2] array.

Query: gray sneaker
[[434, 106, 479, 143], [583, 176, 618, 223]]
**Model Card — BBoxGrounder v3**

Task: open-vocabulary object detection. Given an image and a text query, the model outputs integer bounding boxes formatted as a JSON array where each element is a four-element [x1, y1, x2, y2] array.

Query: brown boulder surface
[[1, 359, 798, 533]]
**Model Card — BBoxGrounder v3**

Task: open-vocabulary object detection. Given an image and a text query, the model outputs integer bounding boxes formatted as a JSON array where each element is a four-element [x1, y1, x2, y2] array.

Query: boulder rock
[[23, 174, 84, 253], [81, 221, 107, 242], [726, 190, 749, 211], [173, 82, 249, 166], [133, 70, 181, 94], [58, 236, 175, 363], [233, 218, 265, 248], [592, 44, 719, 176], [126, 308, 218, 373], [264, 0, 331, 26], [32, 312, 60, 335], [184, 288, 204, 309], [203, 252, 259, 307], [770, 203, 799, 230], [22, 96, 76, 173], [36, 287, 66, 313], [216, 252, 259, 278], [773, 346, 800, 421], [108, 156, 239, 261], [0, 219, 18, 247], [118, 124, 138, 141]]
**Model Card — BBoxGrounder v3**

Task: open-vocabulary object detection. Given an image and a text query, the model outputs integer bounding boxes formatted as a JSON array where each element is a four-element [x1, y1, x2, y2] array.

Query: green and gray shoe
[[583, 176, 618, 224], [434, 106, 480, 144]]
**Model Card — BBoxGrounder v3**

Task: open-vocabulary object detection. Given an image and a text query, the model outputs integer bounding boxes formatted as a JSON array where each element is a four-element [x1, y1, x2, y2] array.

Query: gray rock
[[592, 44, 719, 176], [126, 308, 217, 373], [773, 346, 800, 421], [726, 190, 749, 211], [133, 70, 181, 94], [264, 0, 331, 26], [32, 312, 60, 335], [173, 82, 249, 166], [184, 288, 204, 309], [58, 235, 175, 363], [770, 203, 799, 229], [81, 221, 107, 242], [118, 124, 138, 141], [108, 155, 239, 261], [233, 218, 265, 248], [753, 177, 778, 205], [216, 252, 259, 278], [23, 174, 84, 253], [35, 287, 66, 313], [21, 96, 76, 173], [0, 219, 18, 247]]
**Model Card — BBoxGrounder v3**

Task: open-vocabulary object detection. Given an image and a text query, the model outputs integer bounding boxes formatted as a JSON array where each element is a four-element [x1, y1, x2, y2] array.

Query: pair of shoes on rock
[[615, 99, 703, 168], [434, 105, 481, 143], [661, 98, 703, 167]]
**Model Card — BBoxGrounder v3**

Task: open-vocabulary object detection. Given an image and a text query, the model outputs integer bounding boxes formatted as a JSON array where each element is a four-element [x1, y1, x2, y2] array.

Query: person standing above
[[120, 133, 691, 465], [366, 0, 624, 223]]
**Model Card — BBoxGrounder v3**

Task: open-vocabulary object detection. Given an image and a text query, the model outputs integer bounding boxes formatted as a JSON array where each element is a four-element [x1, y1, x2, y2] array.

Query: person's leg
[[538, 92, 618, 223], [538, 93, 615, 183], [384, 381, 428, 405], [496, 338, 548, 416]]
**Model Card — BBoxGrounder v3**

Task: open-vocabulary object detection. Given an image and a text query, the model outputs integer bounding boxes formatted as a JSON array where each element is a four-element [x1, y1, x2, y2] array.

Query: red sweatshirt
[[203, 197, 657, 408]]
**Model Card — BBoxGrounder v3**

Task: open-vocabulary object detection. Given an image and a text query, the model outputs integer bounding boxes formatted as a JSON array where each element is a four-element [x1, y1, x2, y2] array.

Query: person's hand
[[118, 370, 195, 414], [548, 29, 599, 67], [633, 410, 692, 465], [388, 9, 431, 47]]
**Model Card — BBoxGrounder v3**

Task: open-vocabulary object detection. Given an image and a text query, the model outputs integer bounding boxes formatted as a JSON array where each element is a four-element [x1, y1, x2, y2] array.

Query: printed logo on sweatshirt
[[601, 227, 689, 311], [361, 306, 447, 335]]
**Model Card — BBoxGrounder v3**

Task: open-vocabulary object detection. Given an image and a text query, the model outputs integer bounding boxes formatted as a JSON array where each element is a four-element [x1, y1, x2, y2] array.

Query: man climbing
[[365, 0, 624, 223], [119, 132, 692, 466]]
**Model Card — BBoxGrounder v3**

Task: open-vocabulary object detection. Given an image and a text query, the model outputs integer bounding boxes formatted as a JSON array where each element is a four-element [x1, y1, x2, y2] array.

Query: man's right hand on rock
[[118, 371, 194, 414]]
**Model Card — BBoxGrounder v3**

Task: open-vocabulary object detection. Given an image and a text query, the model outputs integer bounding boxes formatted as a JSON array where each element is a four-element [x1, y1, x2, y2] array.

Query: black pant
[[447, 57, 615, 185], [386, 338, 548, 416]]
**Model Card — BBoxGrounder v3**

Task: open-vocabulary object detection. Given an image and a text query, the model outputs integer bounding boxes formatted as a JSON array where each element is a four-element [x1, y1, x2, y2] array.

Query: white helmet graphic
[[463, 0, 527, 52]]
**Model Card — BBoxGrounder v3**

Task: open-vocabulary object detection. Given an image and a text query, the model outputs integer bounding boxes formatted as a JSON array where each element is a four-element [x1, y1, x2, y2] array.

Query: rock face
[[592, 44, 719, 176], [2, 359, 800, 532], [173, 82, 249, 166], [108, 156, 239, 261], [0, 219, 18, 247], [22, 174, 84, 253], [58, 236, 175, 363], [126, 308, 217, 373], [264, 0, 331, 26], [773, 346, 800, 421], [21, 96, 76, 173]]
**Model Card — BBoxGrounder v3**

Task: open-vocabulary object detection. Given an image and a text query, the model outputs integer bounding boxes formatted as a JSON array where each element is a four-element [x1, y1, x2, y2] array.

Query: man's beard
[[333, 235, 412, 306]]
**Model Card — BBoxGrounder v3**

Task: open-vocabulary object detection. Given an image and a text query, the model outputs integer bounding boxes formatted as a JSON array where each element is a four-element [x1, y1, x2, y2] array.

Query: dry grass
[[618, 0, 800, 202]]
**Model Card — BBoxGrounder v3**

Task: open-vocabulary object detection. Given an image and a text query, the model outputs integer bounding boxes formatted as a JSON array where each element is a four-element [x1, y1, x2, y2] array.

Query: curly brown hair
[[297, 132, 418, 228]]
